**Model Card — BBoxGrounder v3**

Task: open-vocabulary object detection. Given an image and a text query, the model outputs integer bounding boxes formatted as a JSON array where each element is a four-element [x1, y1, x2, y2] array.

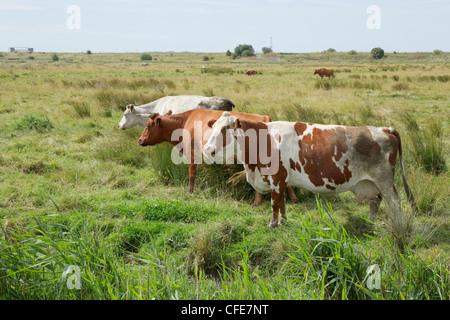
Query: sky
[[0, 0, 449, 53]]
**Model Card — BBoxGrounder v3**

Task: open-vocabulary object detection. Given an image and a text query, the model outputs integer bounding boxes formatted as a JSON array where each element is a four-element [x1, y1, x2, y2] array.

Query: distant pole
[[270, 37, 273, 50]]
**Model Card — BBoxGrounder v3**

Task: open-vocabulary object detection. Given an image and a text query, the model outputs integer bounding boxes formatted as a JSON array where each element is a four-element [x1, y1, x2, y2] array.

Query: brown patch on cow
[[326, 185, 336, 190], [294, 122, 307, 137], [299, 127, 352, 187], [382, 128, 400, 167], [289, 158, 302, 173], [348, 127, 381, 158]]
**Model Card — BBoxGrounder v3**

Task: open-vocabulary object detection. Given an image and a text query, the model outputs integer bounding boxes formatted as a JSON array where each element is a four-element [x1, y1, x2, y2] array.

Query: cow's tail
[[391, 129, 418, 213]]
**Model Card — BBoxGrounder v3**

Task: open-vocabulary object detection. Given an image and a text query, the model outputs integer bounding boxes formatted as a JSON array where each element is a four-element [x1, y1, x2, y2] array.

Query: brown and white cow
[[246, 69, 257, 76], [203, 112, 417, 235], [314, 68, 335, 79], [137, 109, 298, 205]]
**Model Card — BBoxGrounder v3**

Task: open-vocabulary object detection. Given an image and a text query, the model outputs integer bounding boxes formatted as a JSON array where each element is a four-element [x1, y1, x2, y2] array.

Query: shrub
[[348, 50, 357, 55], [371, 47, 385, 59], [202, 56, 209, 61], [51, 53, 59, 61], [86, 50, 92, 54], [433, 49, 442, 55], [326, 48, 336, 53], [226, 49, 232, 56], [140, 54, 152, 61]]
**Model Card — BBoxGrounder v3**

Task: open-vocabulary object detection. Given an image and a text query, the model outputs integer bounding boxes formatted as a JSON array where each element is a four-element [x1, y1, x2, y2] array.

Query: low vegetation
[[0, 51, 448, 300]]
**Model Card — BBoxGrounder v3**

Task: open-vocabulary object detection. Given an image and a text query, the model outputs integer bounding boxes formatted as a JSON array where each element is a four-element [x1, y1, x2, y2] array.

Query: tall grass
[[402, 113, 447, 175], [1, 199, 448, 299]]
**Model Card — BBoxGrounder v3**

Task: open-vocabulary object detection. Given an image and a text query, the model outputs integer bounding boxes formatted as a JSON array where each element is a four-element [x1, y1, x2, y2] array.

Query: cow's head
[[313, 69, 318, 75], [118, 104, 145, 130], [137, 110, 172, 146], [203, 112, 237, 163]]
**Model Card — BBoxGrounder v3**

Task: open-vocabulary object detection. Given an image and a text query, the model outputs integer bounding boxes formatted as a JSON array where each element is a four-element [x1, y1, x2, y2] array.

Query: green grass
[[0, 51, 449, 300]]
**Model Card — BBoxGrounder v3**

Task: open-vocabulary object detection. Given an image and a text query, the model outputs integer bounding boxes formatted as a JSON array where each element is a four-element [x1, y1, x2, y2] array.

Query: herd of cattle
[[117, 73, 418, 234]]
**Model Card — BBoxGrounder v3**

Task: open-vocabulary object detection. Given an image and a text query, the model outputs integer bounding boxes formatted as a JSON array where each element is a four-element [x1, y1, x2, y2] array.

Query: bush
[[86, 50, 92, 54], [140, 54, 152, 61], [348, 50, 357, 55], [202, 56, 209, 61], [371, 47, 385, 59], [51, 53, 59, 61], [433, 49, 442, 55], [326, 48, 336, 53], [226, 49, 232, 56]]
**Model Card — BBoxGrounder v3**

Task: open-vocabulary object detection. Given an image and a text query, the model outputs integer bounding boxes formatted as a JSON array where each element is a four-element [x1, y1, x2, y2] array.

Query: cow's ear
[[149, 113, 159, 120], [207, 119, 216, 128], [127, 104, 135, 112], [155, 117, 162, 126], [234, 118, 241, 128], [163, 110, 172, 116]]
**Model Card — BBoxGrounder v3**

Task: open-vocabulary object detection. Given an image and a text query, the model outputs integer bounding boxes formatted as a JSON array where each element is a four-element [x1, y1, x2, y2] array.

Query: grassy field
[[0, 51, 449, 300]]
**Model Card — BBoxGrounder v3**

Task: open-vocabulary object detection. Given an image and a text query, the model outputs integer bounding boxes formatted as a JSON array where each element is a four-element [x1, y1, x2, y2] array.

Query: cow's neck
[[161, 115, 188, 146]]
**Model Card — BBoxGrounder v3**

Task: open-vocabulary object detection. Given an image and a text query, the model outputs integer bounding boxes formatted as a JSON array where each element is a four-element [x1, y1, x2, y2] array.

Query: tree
[[371, 47, 385, 59], [86, 50, 92, 54], [234, 44, 255, 58], [141, 54, 152, 61], [348, 50, 357, 55], [326, 48, 336, 53], [225, 49, 232, 56], [262, 47, 273, 54]]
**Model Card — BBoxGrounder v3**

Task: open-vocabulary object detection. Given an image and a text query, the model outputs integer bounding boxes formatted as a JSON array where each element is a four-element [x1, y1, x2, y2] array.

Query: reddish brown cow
[[137, 109, 298, 206], [314, 68, 335, 79], [204, 112, 418, 236], [246, 69, 257, 76]]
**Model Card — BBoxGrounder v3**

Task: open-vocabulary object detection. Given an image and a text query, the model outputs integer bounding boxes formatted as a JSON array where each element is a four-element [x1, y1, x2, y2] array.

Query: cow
[[137, 109, 298, 206], [118, 95, 235, 130], [314, 68, 335, 79], [203, 112, 418, 236], [246, 69, 257, 76]]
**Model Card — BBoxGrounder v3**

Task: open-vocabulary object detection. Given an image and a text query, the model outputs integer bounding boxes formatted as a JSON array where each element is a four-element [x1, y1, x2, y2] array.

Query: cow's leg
[[268, 184, 286, 227], [287, 187, 298, 203], [368, 194, 382, 222], [187, 164, 197, 193], [252, 191, 262, 206]]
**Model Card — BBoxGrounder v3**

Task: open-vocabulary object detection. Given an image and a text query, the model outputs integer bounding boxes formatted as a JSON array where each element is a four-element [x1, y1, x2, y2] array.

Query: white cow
[[117, 95, 235, 130]]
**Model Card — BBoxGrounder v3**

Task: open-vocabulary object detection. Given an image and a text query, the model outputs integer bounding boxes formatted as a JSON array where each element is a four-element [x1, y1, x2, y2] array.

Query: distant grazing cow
[[246, 69, 257, 76], [203, 112, 417, 236], [314, 68, 335, 79], [137, 109, 298, 206], [118, 95, 235, 130]]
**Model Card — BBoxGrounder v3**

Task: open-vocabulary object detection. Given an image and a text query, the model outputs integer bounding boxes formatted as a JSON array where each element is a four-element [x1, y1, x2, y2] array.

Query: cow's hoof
[[268, 219, 279, 228], [252, 201, 261, 207]]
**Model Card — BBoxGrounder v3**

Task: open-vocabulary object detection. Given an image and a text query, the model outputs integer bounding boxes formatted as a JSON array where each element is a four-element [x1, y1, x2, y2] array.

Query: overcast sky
[[1, 0, 449, 53]]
